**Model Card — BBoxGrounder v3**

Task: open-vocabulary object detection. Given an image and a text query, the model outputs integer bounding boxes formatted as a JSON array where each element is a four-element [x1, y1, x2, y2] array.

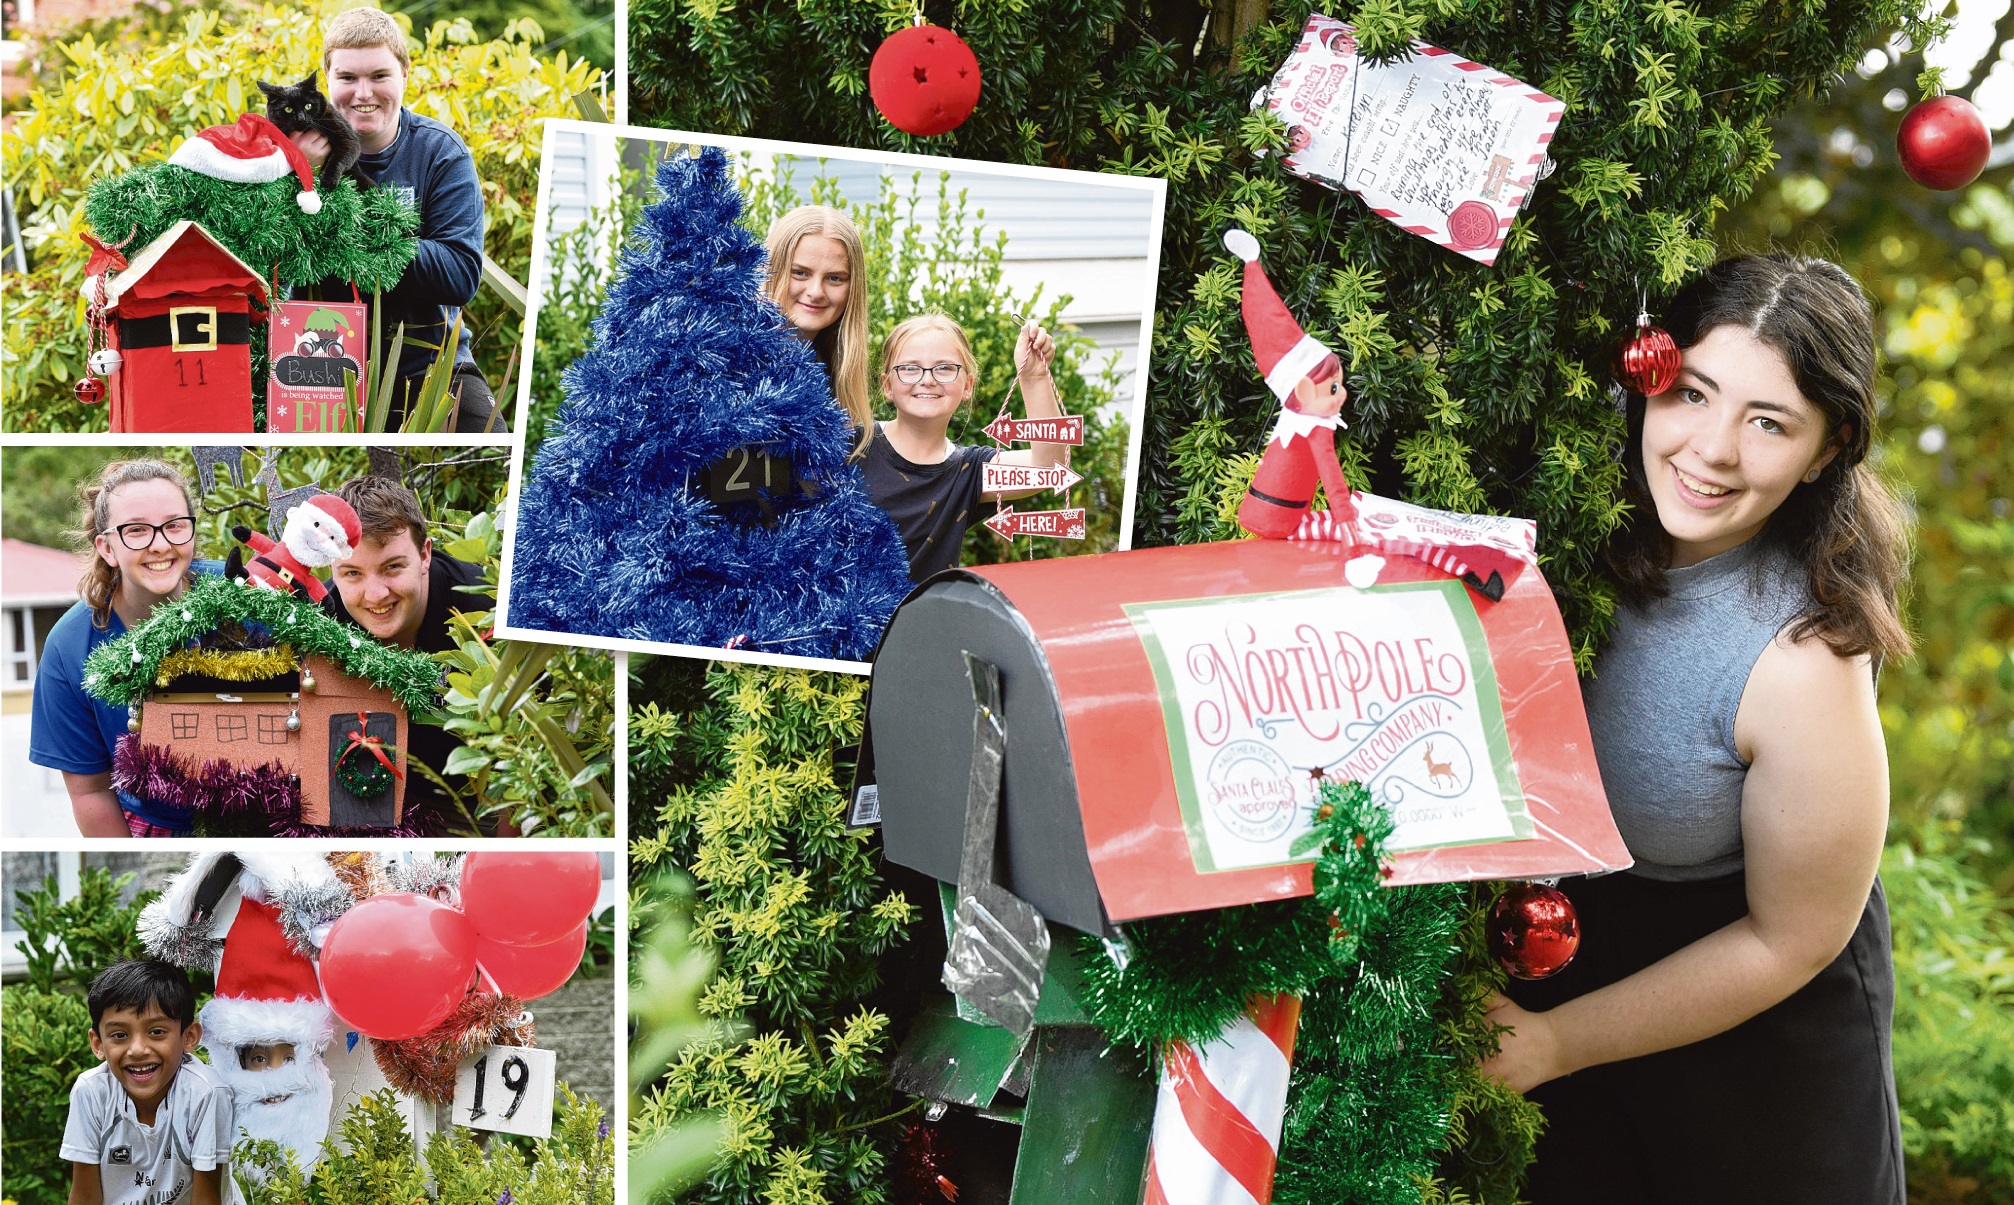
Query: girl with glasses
[[29, 459, 217, 837], [861, 313, 1069, 582]]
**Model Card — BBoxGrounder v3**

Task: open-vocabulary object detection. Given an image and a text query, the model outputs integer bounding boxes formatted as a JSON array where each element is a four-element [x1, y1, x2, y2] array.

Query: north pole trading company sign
[[1129, 580, 1532, 873]]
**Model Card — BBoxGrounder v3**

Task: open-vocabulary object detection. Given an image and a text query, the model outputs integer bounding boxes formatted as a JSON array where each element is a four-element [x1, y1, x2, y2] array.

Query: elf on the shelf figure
[[228, 492, 360, 603], [141, 853, 342, 1179], [1224, 229, 1359, 544]]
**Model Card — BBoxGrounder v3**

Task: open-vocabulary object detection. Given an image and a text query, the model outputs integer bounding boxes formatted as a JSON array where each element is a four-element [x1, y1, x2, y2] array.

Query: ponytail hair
[[73, 459, 196, 631], [1609, 254, 1912, 662]]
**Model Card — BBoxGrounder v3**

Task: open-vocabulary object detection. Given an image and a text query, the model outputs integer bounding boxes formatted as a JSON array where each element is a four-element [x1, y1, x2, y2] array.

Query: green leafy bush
[[1, 985, 97, 1205], [2, 0, 600, 431], [10, 867, 157, 995]]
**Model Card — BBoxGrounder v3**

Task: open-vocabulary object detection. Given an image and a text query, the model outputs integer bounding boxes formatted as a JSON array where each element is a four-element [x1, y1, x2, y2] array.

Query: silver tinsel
[[385, 852, 463, 904], [274, 878, 356, 958]]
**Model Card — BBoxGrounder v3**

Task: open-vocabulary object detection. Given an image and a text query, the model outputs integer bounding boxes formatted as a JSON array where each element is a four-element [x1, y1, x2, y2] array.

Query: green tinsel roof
[[83, 576, 442, 712], [85, 164, 420, 292]]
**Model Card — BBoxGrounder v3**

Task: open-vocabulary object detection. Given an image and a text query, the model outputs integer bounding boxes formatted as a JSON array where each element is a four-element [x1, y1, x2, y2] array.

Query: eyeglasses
[[104, 517, 196, 550], [890, 362, 966, 385]]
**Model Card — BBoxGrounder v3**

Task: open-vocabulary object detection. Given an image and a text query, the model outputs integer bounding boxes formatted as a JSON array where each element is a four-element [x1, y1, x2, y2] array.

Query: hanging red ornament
[[1614, 310, 1681, 396], [895, 1118, 960, 1204], [1896, 95, 1991, 191], [1488, 881, 1580, 980], [870, 23, 982, 137], [75, 376, 107, 404]]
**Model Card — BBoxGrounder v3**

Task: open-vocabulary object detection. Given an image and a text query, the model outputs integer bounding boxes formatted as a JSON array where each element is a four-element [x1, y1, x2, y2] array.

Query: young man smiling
[[289, 9, 502, 430], [323, 474, 508, 833]]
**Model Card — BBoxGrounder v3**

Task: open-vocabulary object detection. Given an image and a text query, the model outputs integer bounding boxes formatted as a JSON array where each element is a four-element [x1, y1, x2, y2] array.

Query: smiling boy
[[288, 8, 501, 430], [323, 474, 504, 833], [63, 961, 238, 1205]]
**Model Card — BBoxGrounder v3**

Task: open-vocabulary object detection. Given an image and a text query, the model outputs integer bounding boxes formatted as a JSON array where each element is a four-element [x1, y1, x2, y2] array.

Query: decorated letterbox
[[88, 219, 266, 433], [865, 536, 1632, 935]]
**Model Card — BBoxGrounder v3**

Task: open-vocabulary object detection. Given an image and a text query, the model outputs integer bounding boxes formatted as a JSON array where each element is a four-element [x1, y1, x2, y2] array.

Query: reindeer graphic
[[1423, 742, 1458, 789]]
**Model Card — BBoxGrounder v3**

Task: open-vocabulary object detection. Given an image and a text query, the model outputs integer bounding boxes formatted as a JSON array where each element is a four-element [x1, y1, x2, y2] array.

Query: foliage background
[[1, 0, 601, 432], [526, 141, 1136, 562], [628, 0, 2014, 1200], [0, 443, 613, 837]]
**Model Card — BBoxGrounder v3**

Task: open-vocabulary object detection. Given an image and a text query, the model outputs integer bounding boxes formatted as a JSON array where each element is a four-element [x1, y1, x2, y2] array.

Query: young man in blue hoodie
[[290, 8, 505, 431]]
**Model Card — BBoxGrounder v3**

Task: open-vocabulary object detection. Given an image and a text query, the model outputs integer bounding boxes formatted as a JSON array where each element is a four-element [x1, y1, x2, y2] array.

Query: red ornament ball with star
[[1896, 95, 1992, 192], [75, 377, 106, 404], [870, 24, 982, 137], [1488, 881, 1580, 980], [1615, 311, 1681, 396]]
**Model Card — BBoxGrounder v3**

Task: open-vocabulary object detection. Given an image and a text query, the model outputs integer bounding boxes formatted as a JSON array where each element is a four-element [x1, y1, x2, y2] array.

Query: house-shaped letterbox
[[865, 537, 1633, 935], [88, 220, 266, 433]]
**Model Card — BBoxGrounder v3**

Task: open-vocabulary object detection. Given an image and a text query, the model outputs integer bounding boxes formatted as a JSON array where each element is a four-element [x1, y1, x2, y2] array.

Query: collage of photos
[[4, 0, 2013, 1203]]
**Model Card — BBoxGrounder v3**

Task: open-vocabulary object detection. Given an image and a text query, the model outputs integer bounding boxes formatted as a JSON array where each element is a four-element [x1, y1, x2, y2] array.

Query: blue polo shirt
[[27, 563, 225, 832]]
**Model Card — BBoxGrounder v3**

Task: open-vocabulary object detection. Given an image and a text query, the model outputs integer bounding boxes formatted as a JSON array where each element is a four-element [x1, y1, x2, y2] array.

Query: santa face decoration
[[282, 496, 361, 566]]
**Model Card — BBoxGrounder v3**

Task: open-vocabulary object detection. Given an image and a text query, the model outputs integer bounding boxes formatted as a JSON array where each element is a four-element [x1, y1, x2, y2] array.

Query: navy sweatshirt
[[315, 108, 482, 383]]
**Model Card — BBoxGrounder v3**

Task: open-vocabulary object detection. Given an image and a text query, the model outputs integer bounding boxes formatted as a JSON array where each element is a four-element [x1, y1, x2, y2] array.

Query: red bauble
[[1897, 96, 1991, 191], [869, 24, 982, 137], [1488, 881, 1580, 980], [460, 850, 602, 947], [75, 376, 106, 404], [318, 892, 479, 1040], [1614, 311, 1681, 396]]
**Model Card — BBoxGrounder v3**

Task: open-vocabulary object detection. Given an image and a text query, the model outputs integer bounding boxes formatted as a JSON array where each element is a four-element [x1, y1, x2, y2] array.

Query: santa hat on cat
[[168, 113, 322, 214]]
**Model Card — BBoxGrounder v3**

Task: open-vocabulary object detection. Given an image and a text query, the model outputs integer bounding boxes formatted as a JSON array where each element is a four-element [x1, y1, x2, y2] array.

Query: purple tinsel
[[111, 737, 423, 838]]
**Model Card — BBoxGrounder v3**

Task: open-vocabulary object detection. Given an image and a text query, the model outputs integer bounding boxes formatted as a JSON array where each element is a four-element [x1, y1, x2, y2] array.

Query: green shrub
[[1887, 838, 2014, 1204], [2, 0, 600, 431], [1, 985, 96, 1205], [10, 867, 157, 995]]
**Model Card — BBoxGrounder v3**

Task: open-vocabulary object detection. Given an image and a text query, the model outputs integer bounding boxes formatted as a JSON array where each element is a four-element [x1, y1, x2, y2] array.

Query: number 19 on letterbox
[[452, 1044, 556, 1138]]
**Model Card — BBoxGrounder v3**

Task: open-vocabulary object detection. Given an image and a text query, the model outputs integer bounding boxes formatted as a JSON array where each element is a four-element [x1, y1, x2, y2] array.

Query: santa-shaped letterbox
[[90, 219, 265, 433], [864, 536, 1633, 936]]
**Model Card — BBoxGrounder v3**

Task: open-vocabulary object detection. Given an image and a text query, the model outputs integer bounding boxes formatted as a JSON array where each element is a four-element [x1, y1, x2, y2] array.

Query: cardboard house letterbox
[[138, 653, 407, 829], [866, 538, 1631, 935], [88, 220, 266, 433]]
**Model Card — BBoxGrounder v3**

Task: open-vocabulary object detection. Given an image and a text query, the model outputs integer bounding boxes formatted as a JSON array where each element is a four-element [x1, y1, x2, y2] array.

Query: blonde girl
[[764, 205, 873, 456]]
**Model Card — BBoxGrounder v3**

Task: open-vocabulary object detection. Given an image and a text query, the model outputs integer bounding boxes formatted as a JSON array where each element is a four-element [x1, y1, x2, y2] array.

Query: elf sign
[[269, 300, 368, 431]]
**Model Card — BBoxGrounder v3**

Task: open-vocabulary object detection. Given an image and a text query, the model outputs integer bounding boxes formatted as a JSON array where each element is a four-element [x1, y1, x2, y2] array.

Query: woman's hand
[[1015, 322, 1055, 381], [1479, 993, 1567, 1094]]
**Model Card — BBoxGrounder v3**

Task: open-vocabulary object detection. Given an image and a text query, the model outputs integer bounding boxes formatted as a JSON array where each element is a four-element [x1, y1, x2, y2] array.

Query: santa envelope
[[862, 539, 1632, 935]]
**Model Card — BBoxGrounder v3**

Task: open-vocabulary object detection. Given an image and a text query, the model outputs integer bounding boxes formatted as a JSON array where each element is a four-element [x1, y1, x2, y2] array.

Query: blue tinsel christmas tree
[[506, 148, 913, 660]]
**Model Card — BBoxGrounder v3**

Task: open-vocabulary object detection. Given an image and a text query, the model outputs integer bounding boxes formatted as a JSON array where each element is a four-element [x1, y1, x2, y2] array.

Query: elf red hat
[[168, 113, 323, 215], [199, 898, 333, 1053], [1224, 228, 1337, 402]]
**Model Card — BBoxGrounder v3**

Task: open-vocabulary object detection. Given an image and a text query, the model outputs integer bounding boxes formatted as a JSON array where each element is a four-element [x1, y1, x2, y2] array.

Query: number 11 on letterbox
[[453, 1044, 557, 1137]]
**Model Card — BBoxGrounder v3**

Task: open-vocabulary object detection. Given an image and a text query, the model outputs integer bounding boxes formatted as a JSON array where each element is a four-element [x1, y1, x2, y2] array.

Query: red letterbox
[[90, 219, 266, 432]]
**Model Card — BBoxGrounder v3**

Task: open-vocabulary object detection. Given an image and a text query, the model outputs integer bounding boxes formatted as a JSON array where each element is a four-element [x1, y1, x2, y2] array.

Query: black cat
[[258, 72, 372, 193]]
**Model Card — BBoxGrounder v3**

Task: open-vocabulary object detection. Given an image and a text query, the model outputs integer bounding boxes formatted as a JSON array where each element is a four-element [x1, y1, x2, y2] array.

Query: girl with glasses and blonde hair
[[861, 313, 1070, 582], [29, 459, 215, 836]]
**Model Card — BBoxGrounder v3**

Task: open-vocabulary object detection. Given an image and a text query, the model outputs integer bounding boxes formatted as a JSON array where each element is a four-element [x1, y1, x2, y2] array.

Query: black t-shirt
[[325, 550, 491, 832], [859, 424, 998, 583]]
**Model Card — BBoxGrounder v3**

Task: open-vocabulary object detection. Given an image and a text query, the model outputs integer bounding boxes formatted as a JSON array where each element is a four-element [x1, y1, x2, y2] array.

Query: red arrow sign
[[984, 412, 1084, 446], [982, 461, 1085, 495], [985, 506, 1087, 540]]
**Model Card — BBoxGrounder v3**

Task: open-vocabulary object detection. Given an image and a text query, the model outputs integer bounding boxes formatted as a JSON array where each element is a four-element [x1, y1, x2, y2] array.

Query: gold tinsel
[[152, 645, 298, 687]]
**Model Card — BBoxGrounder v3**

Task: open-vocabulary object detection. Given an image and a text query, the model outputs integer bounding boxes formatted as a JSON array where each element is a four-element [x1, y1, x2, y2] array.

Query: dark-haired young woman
[[1483, 255, 1912, 1202]]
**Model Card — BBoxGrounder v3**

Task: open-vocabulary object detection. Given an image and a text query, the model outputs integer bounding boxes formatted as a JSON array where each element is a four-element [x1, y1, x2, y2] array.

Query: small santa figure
[[1224, 228, 1358, 542], [229, 492, 360, 603]]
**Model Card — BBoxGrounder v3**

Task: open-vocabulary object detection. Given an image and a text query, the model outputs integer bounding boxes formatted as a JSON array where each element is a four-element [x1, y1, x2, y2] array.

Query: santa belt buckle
[[170, 306, 220, 352], [121, 310, 248, 350]]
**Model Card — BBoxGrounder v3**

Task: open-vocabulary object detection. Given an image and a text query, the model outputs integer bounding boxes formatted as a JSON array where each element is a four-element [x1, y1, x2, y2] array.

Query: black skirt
[[1503, 870, 1904, 1204]]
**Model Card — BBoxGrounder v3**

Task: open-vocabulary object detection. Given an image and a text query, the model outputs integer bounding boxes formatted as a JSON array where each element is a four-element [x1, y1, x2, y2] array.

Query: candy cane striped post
[[1143, 994, 1302, 1205]]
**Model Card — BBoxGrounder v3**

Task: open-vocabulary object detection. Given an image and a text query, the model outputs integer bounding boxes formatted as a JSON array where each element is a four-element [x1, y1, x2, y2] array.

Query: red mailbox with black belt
[[91, 219, 266, 432]]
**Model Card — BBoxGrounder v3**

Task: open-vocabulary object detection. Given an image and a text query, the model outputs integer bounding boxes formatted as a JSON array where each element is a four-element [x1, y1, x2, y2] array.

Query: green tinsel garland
[[85, 165, 419, 292], [82, 576, 441, 713]]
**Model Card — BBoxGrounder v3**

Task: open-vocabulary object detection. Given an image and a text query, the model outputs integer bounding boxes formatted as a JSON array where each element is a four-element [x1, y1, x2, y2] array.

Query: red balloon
[[475, 921, 588, 1002], [318, 893, 477, 1040], [869, 24, 982, 137], [1488, 882, 1581, 981], [1897, 96, 1991, 191], [460, 851, 601, 947]]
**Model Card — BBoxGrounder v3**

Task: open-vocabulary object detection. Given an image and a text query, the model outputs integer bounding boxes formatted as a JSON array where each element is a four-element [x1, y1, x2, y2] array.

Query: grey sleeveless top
[[1583, 541, 1812, 881]]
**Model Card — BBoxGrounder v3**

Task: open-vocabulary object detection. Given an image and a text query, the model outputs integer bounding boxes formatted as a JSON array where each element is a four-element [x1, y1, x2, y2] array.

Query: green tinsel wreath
[[82, 576, 442, 713], [334, 739, 399, 798], [85, 165, 420, 292]]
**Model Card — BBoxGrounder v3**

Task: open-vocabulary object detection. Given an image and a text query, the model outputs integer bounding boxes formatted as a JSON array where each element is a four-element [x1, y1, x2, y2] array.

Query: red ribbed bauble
[[1488, 881, 1580, 980], [869, 24, 982, 137], [1614, 311, 1681, 396], [1896, 95, 1991, 191], [75, 376, 106, 404]]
